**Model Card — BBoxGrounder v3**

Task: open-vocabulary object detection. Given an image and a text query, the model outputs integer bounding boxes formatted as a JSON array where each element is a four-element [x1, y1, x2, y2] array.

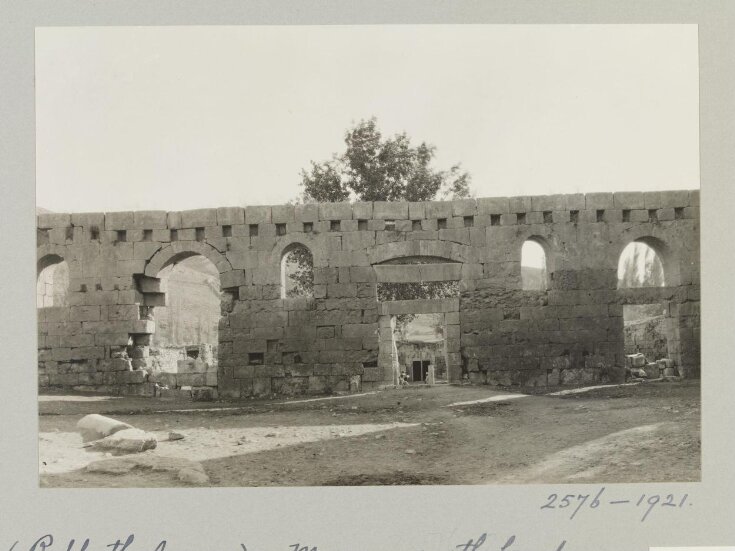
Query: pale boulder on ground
[[85, 453, 210, 485], [90, 428, 157, 454], [76, 414, 132, 443]]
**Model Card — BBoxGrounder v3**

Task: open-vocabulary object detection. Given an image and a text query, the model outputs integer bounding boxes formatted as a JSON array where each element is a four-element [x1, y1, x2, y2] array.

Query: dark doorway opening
[[411, 360, 430, 382]]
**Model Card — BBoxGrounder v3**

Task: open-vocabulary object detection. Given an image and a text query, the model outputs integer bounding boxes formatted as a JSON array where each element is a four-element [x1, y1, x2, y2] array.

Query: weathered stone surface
[[76, 414, 133, 443], [89, 428, 157, 453], [37, 190, 700, 396]]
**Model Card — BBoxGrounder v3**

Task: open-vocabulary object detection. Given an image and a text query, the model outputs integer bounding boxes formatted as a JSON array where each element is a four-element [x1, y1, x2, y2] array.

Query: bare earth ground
[[38, 380, 700, 487]]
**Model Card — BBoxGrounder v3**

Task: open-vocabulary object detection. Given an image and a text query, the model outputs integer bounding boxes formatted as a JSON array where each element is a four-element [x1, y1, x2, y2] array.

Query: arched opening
[[37, 255, 69, 307], [373, 255, 461, 385], [521, 239, 548, 290], [148, 255, 221, 389], [617, 240, 666, 288], [281, 244, 314, 299], [617, 240, 674, 374]]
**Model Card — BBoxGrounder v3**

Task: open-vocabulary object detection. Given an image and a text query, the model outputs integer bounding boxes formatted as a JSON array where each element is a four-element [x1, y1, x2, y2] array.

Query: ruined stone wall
[[624, 316, 670, 362], [36, 190, 700, 397]]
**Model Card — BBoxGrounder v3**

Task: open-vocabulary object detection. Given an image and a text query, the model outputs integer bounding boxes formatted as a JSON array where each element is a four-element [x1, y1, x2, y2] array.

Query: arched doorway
[[617, 239, 676, 375], [146, 253, 222, 392], [37, 254, 69, 307]]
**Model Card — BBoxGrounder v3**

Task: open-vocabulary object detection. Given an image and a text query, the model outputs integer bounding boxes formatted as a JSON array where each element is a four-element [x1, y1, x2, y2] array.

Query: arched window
[[617, 240, 665, 288], [281, 244, 314, 298], [37, 256, 69, 307], [521, 239, 548, 290]]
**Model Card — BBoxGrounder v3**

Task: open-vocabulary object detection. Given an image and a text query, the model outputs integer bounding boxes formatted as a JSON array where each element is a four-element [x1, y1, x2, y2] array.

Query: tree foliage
[[283, 246, 314, 298], [300, 118, 471, 203], [378, 280, 459, 328], [618, 242, 664, 288]]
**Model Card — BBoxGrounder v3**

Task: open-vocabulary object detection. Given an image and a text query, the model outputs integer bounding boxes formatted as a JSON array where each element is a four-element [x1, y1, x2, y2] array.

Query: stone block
[[408, 202, 426, 219], [655, 190, 691, 208], [564, 194, 586, 210], [352, 202, 373, 220], [105, 211, 135, 230], [69, 305, 101, 322], [373, 201, 409, 220], [451, 199, 476, 216], [38, 212, 72, 228], [71, 212, 105, 228], [426, 201, 453, 219], [531, 194, 565, 212], [689, 189, 700, 206], [216, 207, 245, 225], [394, 219, 413, 232], [658, 207, 676, 221], [585, 193, 614, 209], [509, 196, 532, 213], [319, 202, 353, 221], [132, 211, 167, 229], [477, 197, 510, 214], [500, 213, 517, 226], [294, 203, 319, 222], [629, 209, 650, 223], [181, 208, 217, 228], [613, 192, 645, 209], [271, 204, 295, 223], [245, 206, 272, 224]]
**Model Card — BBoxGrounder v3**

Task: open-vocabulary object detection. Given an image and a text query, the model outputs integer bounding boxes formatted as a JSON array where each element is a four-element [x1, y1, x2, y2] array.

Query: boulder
[[643, 362, 660, 378], [663, 367, 678, 377], [76, 414, 133, 443], [629, 367, 648, 379], [90, 428, 157, 454], [191, 387, 215, 402], [626, 353, 647, 368], [178, 467, 209, 485], [86, 454, 210, 485]]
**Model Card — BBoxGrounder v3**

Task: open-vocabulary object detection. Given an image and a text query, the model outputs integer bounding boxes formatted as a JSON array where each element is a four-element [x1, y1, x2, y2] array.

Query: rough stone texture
[[76, 414, 133, 443], [37, 191, 700, 396], [89, 428, 158, 453]]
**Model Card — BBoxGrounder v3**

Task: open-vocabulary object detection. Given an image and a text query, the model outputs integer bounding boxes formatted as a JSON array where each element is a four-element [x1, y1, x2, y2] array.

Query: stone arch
[[36, 249, 70, 308], [368, 240, 472, 266], [280, 242, 315, 299], [270, 234, 327, 266], [143, 245, 225, 393], [615, 233, 678, 288], [144, 241, 233, 277], [37, 245, 67, 276]]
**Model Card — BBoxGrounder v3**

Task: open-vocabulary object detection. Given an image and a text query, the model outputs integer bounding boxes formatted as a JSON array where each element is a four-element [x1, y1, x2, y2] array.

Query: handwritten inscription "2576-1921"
[[540, 487, 691, 522]]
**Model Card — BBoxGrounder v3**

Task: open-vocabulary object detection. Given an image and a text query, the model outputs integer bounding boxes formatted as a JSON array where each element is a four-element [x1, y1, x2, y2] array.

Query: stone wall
[[624, 315, 670, 362], [36, 190, 700, 397]]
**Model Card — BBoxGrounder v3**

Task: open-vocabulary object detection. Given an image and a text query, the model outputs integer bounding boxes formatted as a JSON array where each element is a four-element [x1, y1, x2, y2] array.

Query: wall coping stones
[[36, 190, 698, 231]]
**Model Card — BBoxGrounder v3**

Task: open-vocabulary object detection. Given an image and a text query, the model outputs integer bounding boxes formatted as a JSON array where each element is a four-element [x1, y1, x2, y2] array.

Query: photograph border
[[2, 2, 734, 550]]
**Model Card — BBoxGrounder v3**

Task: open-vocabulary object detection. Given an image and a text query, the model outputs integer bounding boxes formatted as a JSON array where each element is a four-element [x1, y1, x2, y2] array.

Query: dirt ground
[[38, 380, 701, 487]]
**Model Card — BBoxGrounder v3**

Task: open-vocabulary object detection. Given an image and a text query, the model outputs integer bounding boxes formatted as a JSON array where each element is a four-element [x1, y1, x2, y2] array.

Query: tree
[[299, 118, 471, 203], [289, 119, 472, 320], [283, 245, 314, 298]]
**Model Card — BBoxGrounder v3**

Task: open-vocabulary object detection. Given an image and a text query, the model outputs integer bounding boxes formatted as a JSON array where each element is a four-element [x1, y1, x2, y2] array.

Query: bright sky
[[35, 25, 699, 213]]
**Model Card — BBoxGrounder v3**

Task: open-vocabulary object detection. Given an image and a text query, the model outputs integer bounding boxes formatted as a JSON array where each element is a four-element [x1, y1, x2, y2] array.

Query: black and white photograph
[[34, 25, 701, 488]]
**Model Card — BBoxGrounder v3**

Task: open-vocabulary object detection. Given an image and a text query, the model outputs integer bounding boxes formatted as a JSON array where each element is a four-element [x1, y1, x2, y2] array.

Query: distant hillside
[[521, 266, 545, 290], [153, 258, 221, 347]]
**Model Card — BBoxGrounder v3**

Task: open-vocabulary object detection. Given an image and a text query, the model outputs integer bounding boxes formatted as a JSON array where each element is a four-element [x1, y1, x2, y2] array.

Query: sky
[[35, 25, 699, 213]]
